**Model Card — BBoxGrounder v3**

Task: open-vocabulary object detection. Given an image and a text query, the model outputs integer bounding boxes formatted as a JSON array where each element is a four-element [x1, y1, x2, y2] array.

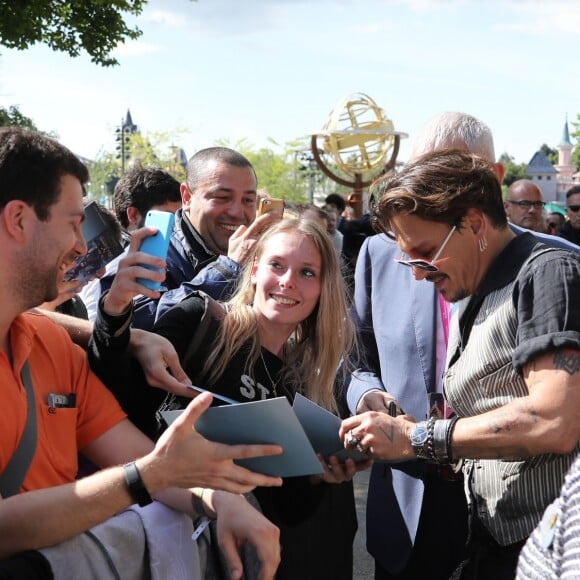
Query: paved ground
[[353, 468, 374, 579]]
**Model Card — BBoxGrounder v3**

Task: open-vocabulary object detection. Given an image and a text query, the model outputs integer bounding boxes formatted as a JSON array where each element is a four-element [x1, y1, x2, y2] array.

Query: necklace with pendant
[[259, 349, 281, 398]]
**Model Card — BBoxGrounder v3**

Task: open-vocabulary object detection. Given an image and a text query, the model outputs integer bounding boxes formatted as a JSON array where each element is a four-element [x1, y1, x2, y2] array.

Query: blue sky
[[1, 0, 579, 166]]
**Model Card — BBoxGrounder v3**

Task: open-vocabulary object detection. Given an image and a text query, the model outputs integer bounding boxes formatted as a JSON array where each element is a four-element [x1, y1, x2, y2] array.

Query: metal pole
[[120, 118, 125, 175]]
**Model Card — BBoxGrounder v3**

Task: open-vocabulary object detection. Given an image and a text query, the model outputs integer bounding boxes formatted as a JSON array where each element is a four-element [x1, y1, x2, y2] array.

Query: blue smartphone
[[137, 210, 175, 291]]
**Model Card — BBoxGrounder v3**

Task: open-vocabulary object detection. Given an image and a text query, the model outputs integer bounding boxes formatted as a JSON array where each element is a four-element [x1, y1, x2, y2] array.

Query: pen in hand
[[388, 401, 398, 417]]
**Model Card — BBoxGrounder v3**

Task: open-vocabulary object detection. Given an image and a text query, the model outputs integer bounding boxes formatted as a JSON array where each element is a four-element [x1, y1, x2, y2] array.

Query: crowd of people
[[0, 111, 578, 580]]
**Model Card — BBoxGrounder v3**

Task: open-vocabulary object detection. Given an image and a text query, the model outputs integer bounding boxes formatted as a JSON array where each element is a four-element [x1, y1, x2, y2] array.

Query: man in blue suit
[[345, 112, 579, 580]]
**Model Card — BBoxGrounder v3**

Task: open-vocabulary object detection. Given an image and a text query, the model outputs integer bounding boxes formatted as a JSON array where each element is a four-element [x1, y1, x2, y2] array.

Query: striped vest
[[444, 249, 578, 545]]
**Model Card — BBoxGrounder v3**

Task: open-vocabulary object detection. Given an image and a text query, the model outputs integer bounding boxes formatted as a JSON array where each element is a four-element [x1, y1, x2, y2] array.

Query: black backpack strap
[[156, 293, 226, 435], [181, 292, 226, 371], [0, 362, 37, 497]]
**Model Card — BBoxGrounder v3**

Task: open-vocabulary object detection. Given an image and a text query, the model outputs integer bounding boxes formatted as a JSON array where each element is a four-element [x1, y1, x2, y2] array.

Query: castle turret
[[555, 115, 576, 200]]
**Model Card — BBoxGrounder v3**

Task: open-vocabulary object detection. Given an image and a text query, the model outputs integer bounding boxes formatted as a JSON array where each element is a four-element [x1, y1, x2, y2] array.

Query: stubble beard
[[19, 241, 61, 308]]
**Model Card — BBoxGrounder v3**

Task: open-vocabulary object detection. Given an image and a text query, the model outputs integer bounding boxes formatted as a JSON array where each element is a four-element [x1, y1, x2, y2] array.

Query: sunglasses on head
[[394, 225, 457, 272], [568, 205, 580, 213]]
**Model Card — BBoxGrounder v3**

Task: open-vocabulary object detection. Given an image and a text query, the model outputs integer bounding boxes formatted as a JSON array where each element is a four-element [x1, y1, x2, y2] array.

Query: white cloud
[[496, 1, 580, 35], [143, 9, 188, 28]]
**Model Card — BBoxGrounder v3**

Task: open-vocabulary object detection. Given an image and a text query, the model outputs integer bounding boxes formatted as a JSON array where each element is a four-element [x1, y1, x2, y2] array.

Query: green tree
[[571, 147, 580, 172], [498, 152, 529, 189], [569, 114, 580, 170], [0, 1, 148, 66], [0, 105, 38, 130], [540, 143, 558, 166], [217, 138, 311, 202], [87, 130, 187, 204], [86, 151, 119, 200], [126, 131, 186, 183]]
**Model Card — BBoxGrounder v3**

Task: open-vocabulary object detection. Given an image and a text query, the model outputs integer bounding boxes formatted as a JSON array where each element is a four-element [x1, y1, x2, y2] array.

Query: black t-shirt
[[92, 291, 357, 579], [154, 293, 291, 402]]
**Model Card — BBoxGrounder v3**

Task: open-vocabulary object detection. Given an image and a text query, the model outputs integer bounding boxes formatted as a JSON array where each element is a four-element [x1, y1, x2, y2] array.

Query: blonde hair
[[200, 218, 355, 411]]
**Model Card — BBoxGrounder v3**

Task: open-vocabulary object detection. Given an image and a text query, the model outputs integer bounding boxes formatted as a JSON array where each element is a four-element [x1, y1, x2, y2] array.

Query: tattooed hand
[[339, 412, 417, 461]]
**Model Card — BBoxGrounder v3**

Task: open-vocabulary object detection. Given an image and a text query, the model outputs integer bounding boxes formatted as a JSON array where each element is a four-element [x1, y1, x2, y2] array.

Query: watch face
[[411, 424, 429, 446]]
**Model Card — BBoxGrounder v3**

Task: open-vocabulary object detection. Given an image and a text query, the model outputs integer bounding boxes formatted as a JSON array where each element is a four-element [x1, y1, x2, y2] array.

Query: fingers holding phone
[[103, 212, 175, 315], [136, 210, 175, 290], [227, 199, 285, 265]]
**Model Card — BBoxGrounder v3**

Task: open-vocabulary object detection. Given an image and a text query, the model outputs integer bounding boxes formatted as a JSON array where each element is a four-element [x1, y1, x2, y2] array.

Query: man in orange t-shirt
[[0, 128, 284, 579]]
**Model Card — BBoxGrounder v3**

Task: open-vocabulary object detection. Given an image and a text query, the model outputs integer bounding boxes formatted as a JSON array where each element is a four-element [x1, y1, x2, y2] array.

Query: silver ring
[[346, 430, 360, 447]]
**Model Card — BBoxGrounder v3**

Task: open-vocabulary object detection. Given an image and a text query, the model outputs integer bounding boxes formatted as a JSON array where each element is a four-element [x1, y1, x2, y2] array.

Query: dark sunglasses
[[568, 205, 580, 213], [395, 226, 457, 272]]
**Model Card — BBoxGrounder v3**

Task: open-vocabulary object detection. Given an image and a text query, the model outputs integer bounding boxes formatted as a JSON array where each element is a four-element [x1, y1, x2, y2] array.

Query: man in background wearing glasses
[[504, 179, 546, 233], [559, 185, 580, 245]]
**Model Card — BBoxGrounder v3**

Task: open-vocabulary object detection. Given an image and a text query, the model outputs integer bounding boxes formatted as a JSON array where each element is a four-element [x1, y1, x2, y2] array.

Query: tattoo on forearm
[[489, 403, 538, 435], [553, 350, 580, 376]]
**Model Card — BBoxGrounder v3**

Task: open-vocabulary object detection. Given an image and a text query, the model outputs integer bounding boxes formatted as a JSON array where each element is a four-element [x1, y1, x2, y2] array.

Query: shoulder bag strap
[[156, 294, 226, 435], [0, 361, 38, 497], [181, 293, 226, 371]]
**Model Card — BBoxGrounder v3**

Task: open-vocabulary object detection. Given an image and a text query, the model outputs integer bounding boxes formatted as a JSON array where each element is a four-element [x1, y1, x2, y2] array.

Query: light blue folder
[[160, 397, 323, 477], [292, 393, 368, 463]]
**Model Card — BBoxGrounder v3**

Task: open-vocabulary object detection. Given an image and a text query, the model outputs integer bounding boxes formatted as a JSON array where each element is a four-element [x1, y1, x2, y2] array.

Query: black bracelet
[[123, 461, 153, 507]]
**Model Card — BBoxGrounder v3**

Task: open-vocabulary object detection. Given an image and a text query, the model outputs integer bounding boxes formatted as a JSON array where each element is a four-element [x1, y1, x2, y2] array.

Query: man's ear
[[465, 207, 486, 236], [2, 200, 32, 242], [180, 183, 192, 209], [493, 162, 505, 184], [126, 206, 142, 229], [503, 199, 510, 218]]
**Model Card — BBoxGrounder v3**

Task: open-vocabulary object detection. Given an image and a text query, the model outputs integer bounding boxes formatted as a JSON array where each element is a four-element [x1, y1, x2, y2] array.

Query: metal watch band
[[410, 419, 432, 460]]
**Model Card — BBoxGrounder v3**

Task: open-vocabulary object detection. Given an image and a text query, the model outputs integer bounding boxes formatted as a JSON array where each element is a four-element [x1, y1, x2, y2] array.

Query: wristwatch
[[123, 461, 153, 507], [410, 421, 431, 460]]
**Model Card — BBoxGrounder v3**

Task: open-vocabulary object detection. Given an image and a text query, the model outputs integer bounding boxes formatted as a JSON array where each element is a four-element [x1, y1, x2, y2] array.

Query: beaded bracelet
[[426, 417, 436, 462]]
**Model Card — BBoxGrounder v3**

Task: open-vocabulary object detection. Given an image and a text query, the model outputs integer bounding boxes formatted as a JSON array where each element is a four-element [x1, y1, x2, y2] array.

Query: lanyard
[[438, 292, 450, 347]]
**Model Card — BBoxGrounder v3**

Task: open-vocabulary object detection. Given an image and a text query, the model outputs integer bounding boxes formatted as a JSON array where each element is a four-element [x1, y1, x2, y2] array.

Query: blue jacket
[[132, 209, 241, 329]]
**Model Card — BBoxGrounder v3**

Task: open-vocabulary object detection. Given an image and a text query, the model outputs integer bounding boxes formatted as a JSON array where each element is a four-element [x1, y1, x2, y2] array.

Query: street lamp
[[115, 119, 130, 174], [296, 150, 321, 204]]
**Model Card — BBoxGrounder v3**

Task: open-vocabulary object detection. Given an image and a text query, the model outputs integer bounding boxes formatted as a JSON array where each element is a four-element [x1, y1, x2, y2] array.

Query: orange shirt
[[0, 312, 127, 492]]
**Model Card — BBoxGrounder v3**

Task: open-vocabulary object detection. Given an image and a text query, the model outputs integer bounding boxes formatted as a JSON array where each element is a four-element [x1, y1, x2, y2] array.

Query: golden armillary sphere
[[310, 92, 407, 193]]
